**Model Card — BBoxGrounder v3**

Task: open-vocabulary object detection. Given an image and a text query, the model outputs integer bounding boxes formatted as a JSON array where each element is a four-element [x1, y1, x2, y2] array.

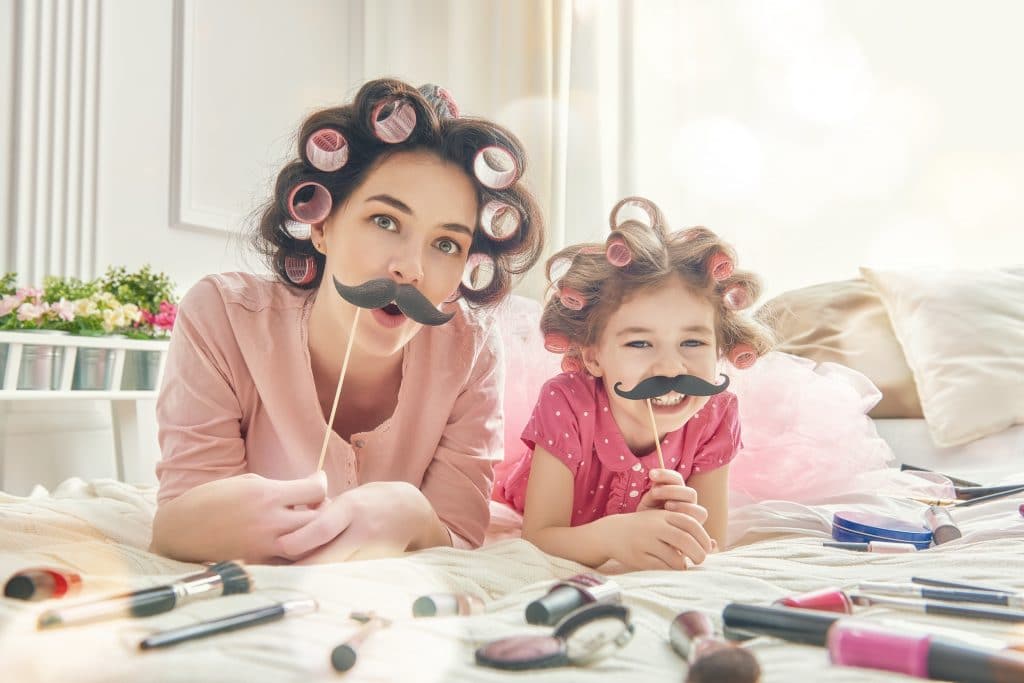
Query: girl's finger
[[664, 501, 708, 523]]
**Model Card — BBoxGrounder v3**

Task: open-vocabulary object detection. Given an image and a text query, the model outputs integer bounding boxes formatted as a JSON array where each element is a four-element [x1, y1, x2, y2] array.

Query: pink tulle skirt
[[728, 352, 952, 503]]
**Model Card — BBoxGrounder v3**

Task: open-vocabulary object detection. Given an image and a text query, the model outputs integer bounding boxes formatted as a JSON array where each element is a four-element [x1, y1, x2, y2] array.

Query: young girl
[[152, 79, 544, 564], [498, 197, 772, 571]]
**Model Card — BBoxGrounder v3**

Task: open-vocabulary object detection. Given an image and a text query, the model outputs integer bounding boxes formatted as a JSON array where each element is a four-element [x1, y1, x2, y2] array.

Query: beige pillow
[[755, 279, 923, 418], [861, 265, 1024, 447]]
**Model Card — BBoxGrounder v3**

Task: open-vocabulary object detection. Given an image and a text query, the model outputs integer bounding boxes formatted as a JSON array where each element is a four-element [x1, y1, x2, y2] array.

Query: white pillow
[[861, 265, 1024, 447]]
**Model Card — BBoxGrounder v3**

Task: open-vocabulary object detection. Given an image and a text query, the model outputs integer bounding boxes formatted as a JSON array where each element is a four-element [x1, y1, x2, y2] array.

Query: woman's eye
[[625, 341, 651, 349], [373, 215, 397, 231], [436, 238, 462, 255]]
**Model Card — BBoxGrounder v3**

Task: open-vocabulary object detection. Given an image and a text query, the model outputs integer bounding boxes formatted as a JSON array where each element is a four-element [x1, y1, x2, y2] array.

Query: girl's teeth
[[652, 393, 685, 406]]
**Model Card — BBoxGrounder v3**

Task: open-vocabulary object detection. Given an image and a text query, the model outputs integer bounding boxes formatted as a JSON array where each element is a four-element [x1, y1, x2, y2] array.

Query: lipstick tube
[[924, 506, 961, 545], [828, 621, 1024, 682], [525, 574, 621, 626], [4, 568, 82, 601]]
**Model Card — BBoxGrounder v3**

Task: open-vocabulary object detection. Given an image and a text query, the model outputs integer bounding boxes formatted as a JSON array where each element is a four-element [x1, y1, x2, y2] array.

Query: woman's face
[[313, 150, 478, 358]]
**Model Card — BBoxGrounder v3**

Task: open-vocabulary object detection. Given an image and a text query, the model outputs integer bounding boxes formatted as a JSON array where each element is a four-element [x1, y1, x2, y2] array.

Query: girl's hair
[[540, 197, 775, 370], [250, 78, 545, 307]]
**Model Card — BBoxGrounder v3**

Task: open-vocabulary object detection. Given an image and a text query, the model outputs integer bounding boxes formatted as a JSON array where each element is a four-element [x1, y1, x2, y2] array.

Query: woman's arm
[[521, 448, 711, 570], [687, 464, 730, 548]]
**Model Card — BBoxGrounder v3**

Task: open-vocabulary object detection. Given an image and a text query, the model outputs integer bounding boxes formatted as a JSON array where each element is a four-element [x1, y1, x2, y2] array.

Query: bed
[[2, 272, 1022, 682]]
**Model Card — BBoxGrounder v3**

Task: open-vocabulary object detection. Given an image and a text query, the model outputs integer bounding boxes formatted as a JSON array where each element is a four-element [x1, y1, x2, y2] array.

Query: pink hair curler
[[774, 588, 853, 614], [609, 196, 662, 231], [305, 128, 349, 172], [480, 201, 520, 241], [558, 285, 586, 310], [284, 255, 317, 285], [372, 98, 417, 143], [561, 355, 583, 374], [722, 284, 750, 310], [418, 84, 460, 120], [605, 237, 632, 267], [708, 252, 734, 281], [287, 181, 332, 224], [729, 343, 757, 369], [473, 146, 518, 189], [461, 253, 496, 291], [544, 332, 571, 354]]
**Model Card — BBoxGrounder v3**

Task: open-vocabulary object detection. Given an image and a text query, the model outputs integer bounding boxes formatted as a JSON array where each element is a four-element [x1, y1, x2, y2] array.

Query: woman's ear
[[310, 221, 327, 253], [581, 345, 603, 377]]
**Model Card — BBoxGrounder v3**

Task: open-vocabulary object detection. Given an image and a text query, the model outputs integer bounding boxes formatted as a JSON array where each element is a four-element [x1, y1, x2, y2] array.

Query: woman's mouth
[[370, 303, 407, 329]]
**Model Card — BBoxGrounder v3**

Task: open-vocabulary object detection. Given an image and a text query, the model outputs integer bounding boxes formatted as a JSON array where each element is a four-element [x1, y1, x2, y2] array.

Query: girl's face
[[582, 275, 719, 453], [312, 150, 478, 358]]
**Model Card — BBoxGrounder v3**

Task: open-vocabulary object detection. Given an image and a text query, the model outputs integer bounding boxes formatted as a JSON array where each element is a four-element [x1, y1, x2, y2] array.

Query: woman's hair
[[540, 197, 775, 371], [250, 78, 544, 307]]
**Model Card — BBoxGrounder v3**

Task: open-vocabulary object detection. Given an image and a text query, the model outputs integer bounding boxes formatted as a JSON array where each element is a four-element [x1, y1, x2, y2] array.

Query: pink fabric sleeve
[[520, 379, 584, 475], [690, 393, 741, 474], [155, 278, 247, 504], [419, 322, 505, 549]]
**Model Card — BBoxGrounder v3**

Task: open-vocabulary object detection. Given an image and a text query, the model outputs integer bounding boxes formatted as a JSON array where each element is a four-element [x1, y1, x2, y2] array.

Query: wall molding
[[6, 0, 102, 282]]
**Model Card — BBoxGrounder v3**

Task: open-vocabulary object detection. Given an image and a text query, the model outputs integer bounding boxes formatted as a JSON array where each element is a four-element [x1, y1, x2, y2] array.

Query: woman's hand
[[599, 508, 713, 571], [280, 481, 447, 563], [151, 472, 328, 564], [636, 469, 709, 523]]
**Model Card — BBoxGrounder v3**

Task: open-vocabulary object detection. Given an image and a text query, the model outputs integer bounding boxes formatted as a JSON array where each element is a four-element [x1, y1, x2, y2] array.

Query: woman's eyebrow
[[366, 194, 472, 236]]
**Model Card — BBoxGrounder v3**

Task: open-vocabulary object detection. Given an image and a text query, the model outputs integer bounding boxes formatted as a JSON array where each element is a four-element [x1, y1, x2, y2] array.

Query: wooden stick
[[646, 399, 666, 470], [317, 307, 361, 472]]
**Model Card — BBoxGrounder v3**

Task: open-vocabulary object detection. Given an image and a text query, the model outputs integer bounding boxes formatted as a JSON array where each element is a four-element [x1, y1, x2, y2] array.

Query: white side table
[[0, 331, 170, 489]]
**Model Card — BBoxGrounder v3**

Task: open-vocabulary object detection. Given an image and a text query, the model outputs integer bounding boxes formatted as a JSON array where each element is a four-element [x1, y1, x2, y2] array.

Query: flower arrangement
[[0, 266, 177, 338]]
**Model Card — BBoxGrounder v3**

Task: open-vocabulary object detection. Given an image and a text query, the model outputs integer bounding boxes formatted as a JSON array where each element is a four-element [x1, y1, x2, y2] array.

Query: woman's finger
[[276, 500, 353, 559]]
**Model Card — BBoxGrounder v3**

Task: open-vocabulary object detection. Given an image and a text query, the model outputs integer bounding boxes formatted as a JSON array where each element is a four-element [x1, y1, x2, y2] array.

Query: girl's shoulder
[[536, 371, 600, 412]]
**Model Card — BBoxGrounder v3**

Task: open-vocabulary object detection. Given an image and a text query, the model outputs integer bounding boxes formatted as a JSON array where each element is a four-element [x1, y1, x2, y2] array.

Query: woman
[[151, 79, 544, 564]]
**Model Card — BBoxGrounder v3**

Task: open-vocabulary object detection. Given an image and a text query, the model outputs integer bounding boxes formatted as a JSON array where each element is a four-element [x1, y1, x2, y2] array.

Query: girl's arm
[[521, 448, 712, 570], [686, 464, 730, 547]]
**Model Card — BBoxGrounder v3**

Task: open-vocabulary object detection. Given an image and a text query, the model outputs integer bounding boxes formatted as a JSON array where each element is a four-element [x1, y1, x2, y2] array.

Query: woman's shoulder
[[182, 272, 306, 314]]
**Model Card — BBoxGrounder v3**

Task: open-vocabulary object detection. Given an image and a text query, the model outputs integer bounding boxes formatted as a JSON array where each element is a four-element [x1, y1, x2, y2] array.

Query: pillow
[[755, 279, 923, 418], [861, 265, 1024, 447]]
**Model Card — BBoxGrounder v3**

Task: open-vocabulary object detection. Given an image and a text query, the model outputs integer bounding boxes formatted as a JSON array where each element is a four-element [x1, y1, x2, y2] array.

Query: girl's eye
[[682, 339, 707, 348], [373, 215, 397, 231], [436, 238, 462, 256], [625, 341, 651, 349]]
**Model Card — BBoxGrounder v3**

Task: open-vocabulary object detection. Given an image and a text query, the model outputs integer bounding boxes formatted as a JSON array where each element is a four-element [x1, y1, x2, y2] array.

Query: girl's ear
[[581, 345, 603, 377]]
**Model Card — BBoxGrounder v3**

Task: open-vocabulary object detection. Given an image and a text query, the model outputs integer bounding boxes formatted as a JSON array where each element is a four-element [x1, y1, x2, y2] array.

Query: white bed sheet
[[874, 419, 1024, 483]]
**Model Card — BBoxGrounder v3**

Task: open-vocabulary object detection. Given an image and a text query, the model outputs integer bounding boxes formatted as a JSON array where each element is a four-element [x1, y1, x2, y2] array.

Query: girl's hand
[[636, 469, 709, 523], [602, 508, 714, 571], [151, 472, 328, 564], [279, 481, 437, 563]]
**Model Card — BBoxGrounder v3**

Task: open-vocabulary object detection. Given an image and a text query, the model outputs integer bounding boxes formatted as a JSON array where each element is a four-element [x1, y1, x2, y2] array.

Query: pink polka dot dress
[[497, 372, 741, 525]]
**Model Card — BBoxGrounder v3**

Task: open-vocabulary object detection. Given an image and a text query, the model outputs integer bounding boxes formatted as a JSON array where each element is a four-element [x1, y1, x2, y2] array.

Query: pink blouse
[[497, 372, 740, 525], [155, 273, 504, 548]]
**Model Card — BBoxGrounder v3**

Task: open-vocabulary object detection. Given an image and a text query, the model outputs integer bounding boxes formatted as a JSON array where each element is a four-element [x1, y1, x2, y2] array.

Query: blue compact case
[[831, 510, 933, 549]]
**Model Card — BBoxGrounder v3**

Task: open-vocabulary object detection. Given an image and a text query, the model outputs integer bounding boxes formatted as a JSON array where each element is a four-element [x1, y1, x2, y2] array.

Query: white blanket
[[2, 478, 1023, 682]]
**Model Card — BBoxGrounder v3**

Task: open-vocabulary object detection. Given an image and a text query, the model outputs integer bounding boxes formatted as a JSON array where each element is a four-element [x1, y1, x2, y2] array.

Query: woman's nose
[[387, 247, 424, 285]]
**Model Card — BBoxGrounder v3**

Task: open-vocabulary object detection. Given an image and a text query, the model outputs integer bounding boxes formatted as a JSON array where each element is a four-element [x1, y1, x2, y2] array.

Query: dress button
[[631, 463, 642, 472], [353, 439, 365, 448], [629, 490, 639, 498]]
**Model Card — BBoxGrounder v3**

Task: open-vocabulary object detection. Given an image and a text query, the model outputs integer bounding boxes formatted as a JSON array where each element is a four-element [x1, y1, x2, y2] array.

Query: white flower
[[17, 301, 50, 322]]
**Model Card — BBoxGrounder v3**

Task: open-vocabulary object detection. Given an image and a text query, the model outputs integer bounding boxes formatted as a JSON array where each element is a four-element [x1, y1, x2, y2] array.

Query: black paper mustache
[[332, 276, 454, 326], [613, 374, 730, 401]]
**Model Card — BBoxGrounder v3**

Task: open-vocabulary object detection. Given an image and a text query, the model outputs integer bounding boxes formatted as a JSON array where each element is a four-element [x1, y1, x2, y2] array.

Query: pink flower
[[54, 298, 75, 322], [0, 293, 25, 317], [153, 301, 177, 331], [16, 287, 43, 301], [17, 301, 50, 322]]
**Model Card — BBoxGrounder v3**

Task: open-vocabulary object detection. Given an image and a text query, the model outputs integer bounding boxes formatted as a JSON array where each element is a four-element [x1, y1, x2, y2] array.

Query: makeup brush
[[849, 593, 1024, 623], [670, 611, 761, 683], [645, 399, 666, 469], [37, 561, 251, 630], [316, 307, 361, 472]]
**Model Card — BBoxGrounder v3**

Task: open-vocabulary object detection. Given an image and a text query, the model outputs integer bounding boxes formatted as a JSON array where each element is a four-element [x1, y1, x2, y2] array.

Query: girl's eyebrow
[[365, 194, 472, 236], [615, 325, 713, 337]]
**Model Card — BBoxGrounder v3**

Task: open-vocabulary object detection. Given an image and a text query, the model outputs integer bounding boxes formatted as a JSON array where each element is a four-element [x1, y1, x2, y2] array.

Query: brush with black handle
[[37, 561, 251, 630]]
